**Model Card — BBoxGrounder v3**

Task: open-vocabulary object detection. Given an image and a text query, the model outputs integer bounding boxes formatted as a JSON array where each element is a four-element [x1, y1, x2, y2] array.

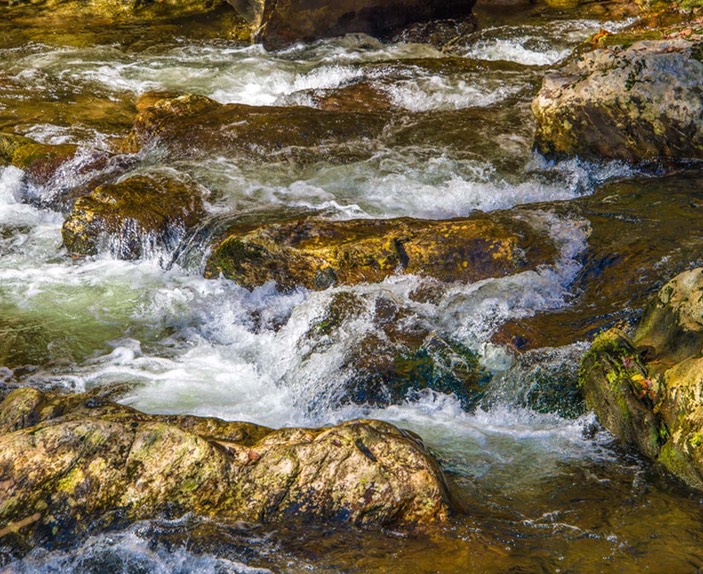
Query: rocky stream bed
[[1, 0, 703, 571]]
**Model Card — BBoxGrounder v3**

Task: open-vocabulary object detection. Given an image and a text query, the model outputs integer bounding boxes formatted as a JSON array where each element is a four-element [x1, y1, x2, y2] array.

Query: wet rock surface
[[0, 388, 451, 554], [495, 172, 703, 350], [5, 0, 232, 23], [62, 172, 207, 258], [532, 38, 703, 162], [579, 268, 703, 491], [125, 93, 388, 163], [300, 291, 488, 410], [204, 212, 557, 290], [0, 133, 78, 187], [227, 0, 476, 50]]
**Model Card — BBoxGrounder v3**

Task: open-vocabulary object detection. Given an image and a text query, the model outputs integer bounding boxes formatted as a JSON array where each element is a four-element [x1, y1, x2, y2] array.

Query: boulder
[[62, 172, 206, 258], [532, 39, 703, 162], [0, 133, 78, 187], [124, 93, 387, 163], [578, 268, 703, 490], [227, 0, 476, 50], [634, 267, 703, 365], [204, 212, 557, 290], [0, 388, 451, 552]]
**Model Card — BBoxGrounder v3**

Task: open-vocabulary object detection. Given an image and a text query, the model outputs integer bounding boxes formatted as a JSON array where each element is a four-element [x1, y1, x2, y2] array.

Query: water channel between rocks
[[1, 2, 703, 572]]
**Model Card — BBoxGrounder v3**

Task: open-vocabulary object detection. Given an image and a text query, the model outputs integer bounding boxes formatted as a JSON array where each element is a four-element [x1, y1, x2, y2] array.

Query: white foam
[[462, 19, 630, 66], [4, 521, 273, 574], [382, 76, 525, 112]]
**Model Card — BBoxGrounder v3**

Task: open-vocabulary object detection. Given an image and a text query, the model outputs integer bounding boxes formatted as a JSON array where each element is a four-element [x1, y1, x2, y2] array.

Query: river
[[1, 1, 703, 572]]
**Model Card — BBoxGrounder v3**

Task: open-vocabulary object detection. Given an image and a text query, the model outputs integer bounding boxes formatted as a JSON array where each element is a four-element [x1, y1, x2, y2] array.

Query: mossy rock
[[578, 324, 703, 490], [0, 388, 451, 554], [344, 333, 488, 409], [303, 291, 488, 409], [6, 0, 231, 22], [205, 212, 557, 290], [579, 329, 664, 459], [62, 172, 206, 258], [0, 132, 78, 185]]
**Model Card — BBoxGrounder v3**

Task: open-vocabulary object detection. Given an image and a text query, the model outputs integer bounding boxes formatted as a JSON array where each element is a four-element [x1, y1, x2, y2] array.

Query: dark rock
[[124, 93, 387, 163], [227, 0, 476, 50]]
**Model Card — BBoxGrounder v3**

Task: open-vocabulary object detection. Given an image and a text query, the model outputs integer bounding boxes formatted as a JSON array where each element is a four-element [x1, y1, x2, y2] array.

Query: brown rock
[[204, 212, 557, 290], [62, 172, 206, 258], [0, 388, 451, 552], [124, 93, 387, 163]]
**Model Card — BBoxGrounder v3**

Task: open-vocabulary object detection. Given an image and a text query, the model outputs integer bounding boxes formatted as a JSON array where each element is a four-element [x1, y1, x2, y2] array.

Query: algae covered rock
[[227, 0, 476, 50], [62, 172, 206, 258], [0, 132, 78, 186], [532, 39, 703, 162], [125, 94, 386, 163], [0, 388, 451, 552], [578, 266, 703, 491], [6, 0, 230, 23], [579, 329, 664, 460], [205, 213, 556, 290]]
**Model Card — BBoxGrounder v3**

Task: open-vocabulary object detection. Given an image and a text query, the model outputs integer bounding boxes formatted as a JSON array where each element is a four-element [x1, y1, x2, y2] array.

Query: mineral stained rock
[[205, 213, 557, 290], [0, 388, 451, 551]]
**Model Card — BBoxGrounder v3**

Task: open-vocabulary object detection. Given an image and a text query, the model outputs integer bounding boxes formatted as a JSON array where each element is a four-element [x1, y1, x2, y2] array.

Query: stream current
[[2, 2, 703, 572]]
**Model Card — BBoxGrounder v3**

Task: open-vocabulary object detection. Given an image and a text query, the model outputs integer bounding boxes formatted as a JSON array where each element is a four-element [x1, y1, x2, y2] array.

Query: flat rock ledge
[[0, 388, 450, 552], [205, 213, 557, 290]]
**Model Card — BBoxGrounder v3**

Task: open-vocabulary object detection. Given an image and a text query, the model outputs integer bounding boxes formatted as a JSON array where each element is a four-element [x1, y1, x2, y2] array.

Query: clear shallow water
[[2, 2, 703, 572]]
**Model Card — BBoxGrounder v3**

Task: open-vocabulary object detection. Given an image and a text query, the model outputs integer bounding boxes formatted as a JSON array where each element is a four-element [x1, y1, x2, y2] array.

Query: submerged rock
[[0, 388, 451, 552], [227, 0, 476, 50], [204, 212, 557, 290], [532, 39, 703, 162], [124, 93, 387, 163], [301, 291, 488, 410], [494, 172, 703, 350], [579, 268, 703, 490], [62, 172, 206, 258]]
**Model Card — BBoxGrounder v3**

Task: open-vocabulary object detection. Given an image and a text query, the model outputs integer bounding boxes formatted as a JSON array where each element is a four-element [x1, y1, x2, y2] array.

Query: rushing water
[[2, 1, 703, 572]]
